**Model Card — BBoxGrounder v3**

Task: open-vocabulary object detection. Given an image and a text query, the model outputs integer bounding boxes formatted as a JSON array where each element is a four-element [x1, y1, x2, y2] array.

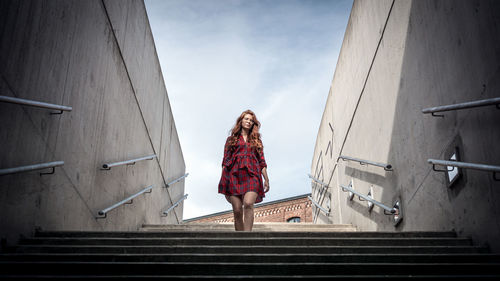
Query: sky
[[144, 0, 353, 219]]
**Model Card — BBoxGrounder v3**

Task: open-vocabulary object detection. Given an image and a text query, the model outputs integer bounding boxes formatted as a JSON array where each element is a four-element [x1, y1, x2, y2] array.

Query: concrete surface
[[0, 0, 186, 246], [312, 0, 500, 251]]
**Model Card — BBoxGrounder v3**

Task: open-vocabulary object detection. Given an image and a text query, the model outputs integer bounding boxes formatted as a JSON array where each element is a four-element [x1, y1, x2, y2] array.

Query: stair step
[[18, 237, 473, 247], [34, 230, 458, 238], [1, 274, 498, 279], [143, 222, 357, 231], [2, 253, 499, 263], [11, 245, 488, 254], [178, 222, 354, 227], [1, 261, 499, 276]]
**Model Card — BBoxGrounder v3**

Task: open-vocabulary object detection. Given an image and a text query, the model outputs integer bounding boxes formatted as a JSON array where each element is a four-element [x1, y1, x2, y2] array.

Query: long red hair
[[226, 110, 263, 152]]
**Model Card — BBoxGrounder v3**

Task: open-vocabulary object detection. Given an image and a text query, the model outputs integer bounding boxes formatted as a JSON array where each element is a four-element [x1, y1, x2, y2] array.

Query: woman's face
[[241, 114, 254, 130]]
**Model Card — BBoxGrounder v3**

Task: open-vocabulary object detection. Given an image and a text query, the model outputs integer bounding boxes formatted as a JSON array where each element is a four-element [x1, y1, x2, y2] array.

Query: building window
[[287, 217, 301, 223]]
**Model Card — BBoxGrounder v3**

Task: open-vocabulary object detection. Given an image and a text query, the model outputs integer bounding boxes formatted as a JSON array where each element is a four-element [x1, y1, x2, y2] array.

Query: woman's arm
[[262, 167, 269, 193], [222, 137, 233, 168], [256, 147, 269, 192]]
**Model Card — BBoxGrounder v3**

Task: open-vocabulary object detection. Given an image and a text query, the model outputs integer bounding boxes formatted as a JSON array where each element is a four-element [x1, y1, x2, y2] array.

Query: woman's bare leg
[[242, 192, 258, 231], [226, 195, 244, 231]]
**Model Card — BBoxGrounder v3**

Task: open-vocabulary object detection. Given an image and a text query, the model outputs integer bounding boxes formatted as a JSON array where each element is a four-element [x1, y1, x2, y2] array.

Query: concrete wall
[[0, 0, 186, 245], [312, 0, 500, 251]]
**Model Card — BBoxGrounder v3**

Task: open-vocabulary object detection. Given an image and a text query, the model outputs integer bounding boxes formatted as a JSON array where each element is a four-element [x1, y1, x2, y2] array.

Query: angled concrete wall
[[0, 0, 185, 245], [312, 0, 500, 251]]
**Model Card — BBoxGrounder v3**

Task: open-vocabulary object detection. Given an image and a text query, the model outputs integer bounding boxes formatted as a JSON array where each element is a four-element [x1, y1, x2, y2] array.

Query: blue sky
[[144, 0, 352, 219]]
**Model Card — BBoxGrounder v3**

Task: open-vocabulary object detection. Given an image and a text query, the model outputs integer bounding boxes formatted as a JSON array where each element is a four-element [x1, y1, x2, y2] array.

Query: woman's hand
[[264, 180, 270, 193]]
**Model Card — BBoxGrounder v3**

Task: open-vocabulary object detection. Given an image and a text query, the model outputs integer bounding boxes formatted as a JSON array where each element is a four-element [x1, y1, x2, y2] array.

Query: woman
[[218, 110, 270, 231]]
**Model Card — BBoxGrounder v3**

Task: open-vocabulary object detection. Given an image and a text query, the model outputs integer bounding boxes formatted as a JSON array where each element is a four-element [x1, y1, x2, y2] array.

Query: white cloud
[[145, 0, 352, 219]]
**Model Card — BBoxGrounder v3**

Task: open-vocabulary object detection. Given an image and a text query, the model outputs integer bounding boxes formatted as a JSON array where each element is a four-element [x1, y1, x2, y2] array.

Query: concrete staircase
[[1, 223, 499, 279]]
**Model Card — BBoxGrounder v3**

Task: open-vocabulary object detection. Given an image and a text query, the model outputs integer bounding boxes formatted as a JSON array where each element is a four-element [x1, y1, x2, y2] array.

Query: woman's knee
[[243, 199, 255, 209], [243, 192, 258, 209]]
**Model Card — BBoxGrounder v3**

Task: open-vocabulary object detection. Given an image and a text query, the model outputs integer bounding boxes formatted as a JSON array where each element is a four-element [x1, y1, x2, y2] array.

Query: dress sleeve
[[222, 137, 233, 167], [257, 148, 267, 169]]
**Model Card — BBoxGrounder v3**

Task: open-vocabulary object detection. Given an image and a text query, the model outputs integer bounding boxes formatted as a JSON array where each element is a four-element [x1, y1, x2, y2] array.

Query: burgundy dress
[[218, 135, 267, 203]]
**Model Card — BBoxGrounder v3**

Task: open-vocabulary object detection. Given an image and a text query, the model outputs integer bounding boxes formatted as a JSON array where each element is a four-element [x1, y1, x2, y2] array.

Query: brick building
[[184, 194, 312, 224]]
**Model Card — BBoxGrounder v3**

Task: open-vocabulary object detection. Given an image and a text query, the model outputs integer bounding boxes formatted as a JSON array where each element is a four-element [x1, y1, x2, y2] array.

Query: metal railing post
[[428, 159, 500, 181], [308, 174, 329, 189], [163, 194, 188, 216], [0, 95, 72, 114], [338, 155, 393, 171], [307, 195, 330, 215], [340, 181, 402, 226], [101, 154, 157, 170], [422, 97, 500, 117], [166, 173, 189, 188], [96, 185, 154, 218], [0, 161, 64, 176]]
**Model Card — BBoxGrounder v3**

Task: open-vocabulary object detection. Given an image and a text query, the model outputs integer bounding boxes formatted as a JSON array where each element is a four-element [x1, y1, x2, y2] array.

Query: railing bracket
[[340, 182, 355, 201], [39, 167, 56, 176], [96, 213, 107, 219], [432, 164, 454, 173], [367, 187, 374, 212], [391, 199, 403, 226]]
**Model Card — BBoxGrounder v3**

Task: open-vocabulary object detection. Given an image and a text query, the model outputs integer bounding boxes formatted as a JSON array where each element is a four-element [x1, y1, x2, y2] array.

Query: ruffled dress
[[218, 135, 267, 203]]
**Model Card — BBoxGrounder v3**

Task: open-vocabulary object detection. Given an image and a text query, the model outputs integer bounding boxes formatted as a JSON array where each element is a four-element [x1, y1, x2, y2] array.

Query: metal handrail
[[428, 159, 500, 181], [166, 173, 189, 188], [163, 194, 188, 215], [422, 97, 500, 117], [340, 182, 396, 214], [97, 185, 154, 218], [338, 155, 393, 171], [101, 154, 157, 170], [308, 174, 329, 189], [307, 195, 330, 215], [0, 95, 72, 114], [0, 161, 64, 176]]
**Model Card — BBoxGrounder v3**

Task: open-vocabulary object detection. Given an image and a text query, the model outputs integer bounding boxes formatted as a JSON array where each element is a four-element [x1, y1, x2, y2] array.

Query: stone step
[[0, 275, 496, 279], [0, 261, 499, 277], [11, 245, 488, 254], [142, 223, 357, 232], [33, 230, 458, 238], [2, 253, 499, 263], [18, 237, 473, 247], [142, 227, 359, 232]]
